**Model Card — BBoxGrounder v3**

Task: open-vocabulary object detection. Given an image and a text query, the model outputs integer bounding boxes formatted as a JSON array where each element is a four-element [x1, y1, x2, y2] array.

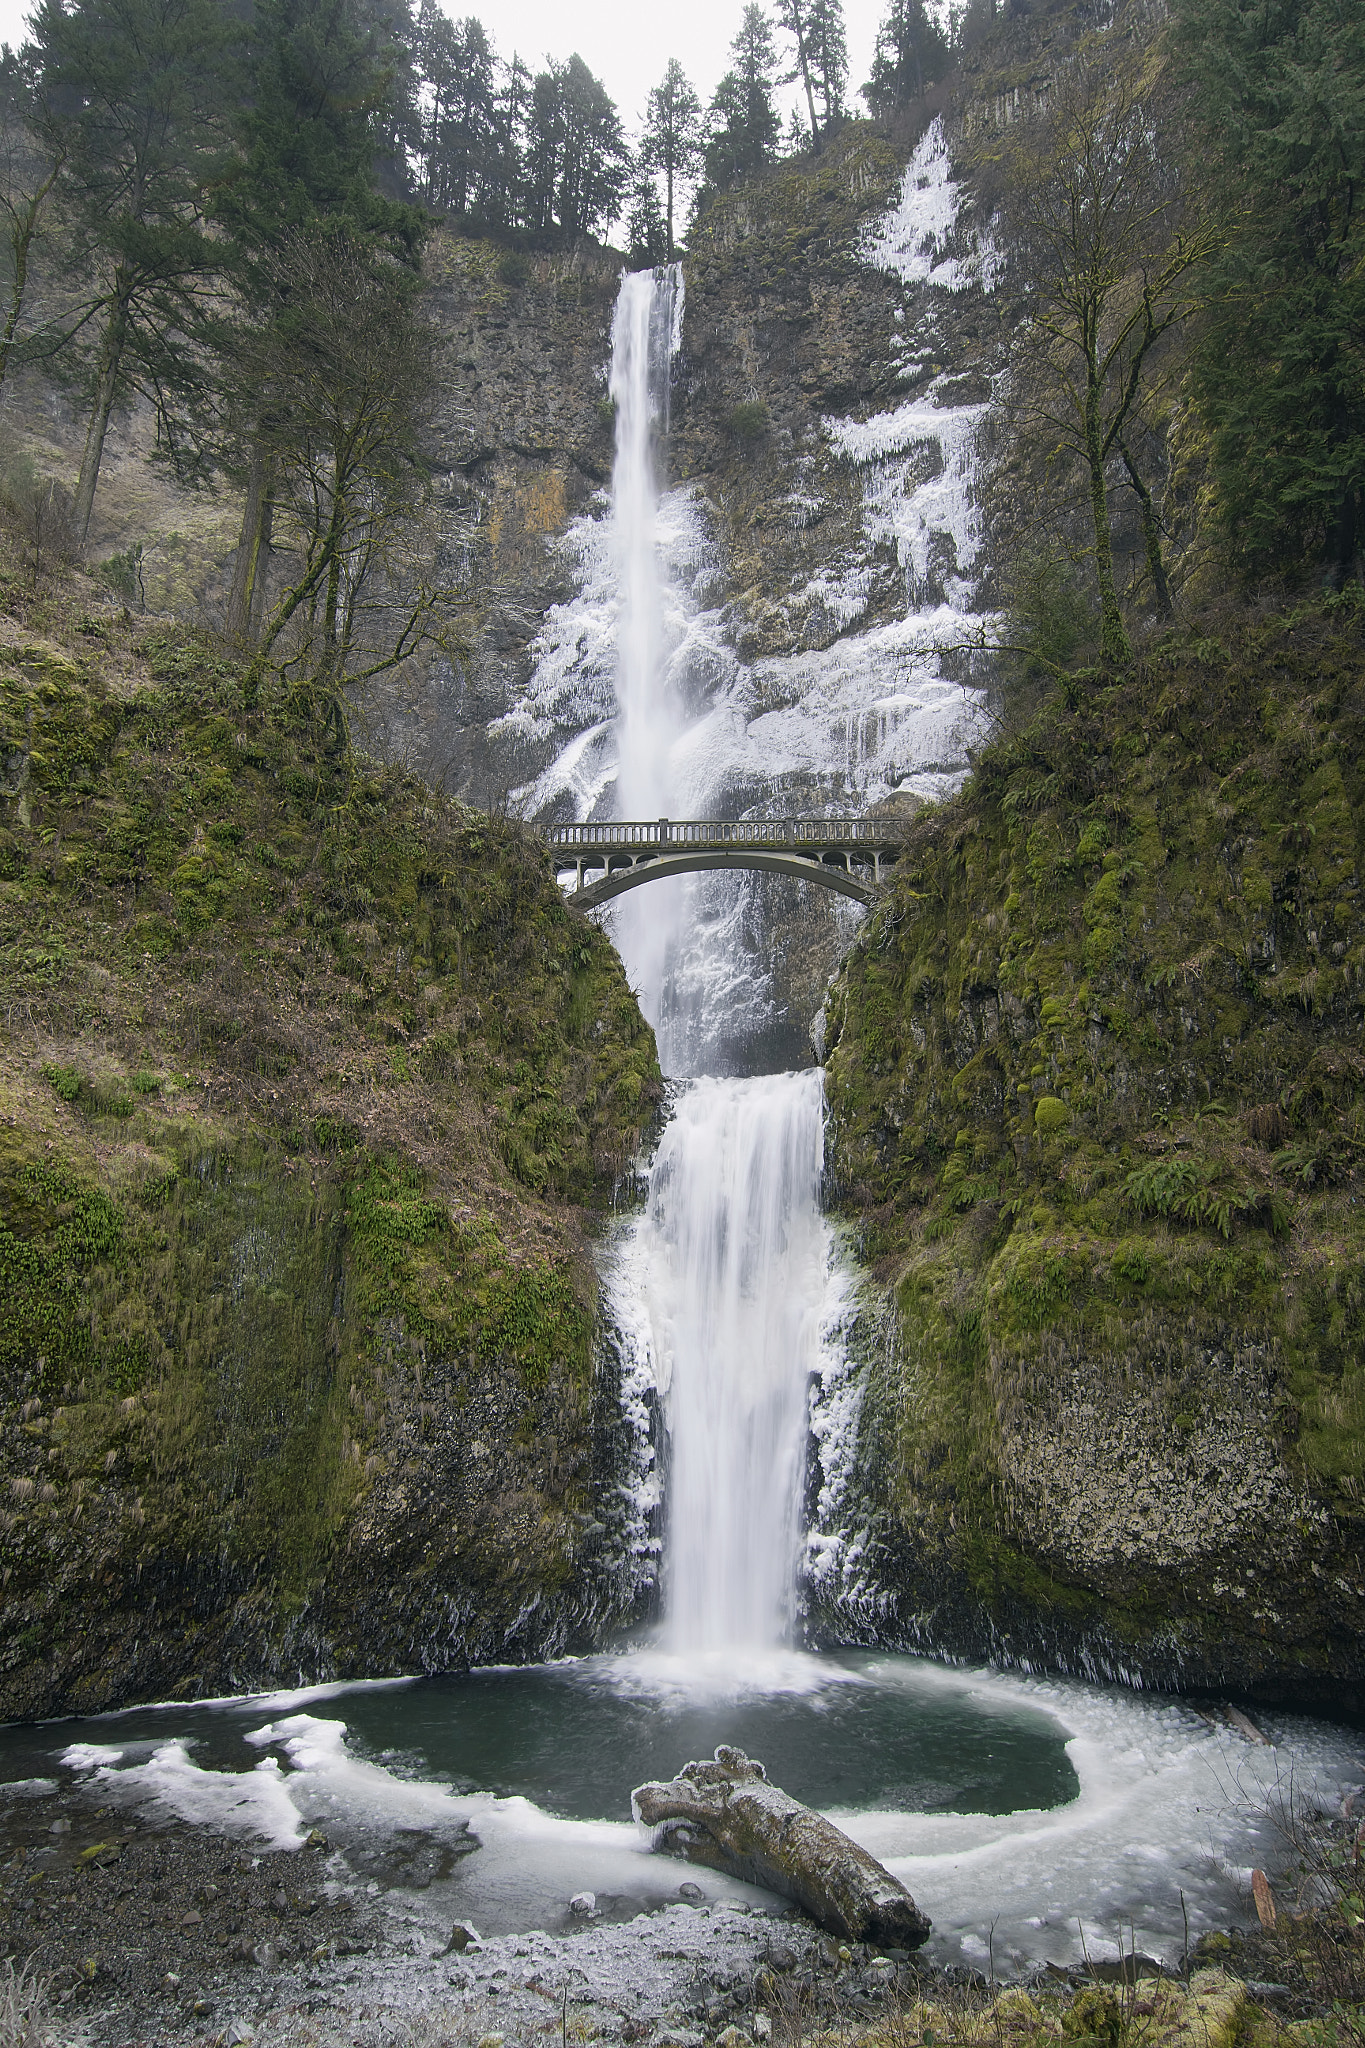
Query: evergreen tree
[[0, 42, 67, 396], [862, 0, 949, 115], [809, 0, 848, 132], [625, 163, 669, 266], [641, 60, 703, 259], [1174, 0, 1365, 582], [29, 0, 239, 542], [213, 0, 418, 259], [360, 0, 421, 197], [704, 6, 780, 191], [483, 53, 531, 229], [776, 0, 823, 147], [523, 54, 627, 241], [414, 0, 459, 207], [213, 0, 424, 640], [440, 16, 496, 217]]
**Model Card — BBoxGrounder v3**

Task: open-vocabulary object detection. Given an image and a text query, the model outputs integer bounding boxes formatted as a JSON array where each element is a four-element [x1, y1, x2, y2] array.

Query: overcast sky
[[0, 0, 891, 146]]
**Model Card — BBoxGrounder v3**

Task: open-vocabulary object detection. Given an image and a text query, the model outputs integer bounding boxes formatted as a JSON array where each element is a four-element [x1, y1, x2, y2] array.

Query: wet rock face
[[671, 129, 1008, 664], [634, 1746, 931, 1950], [806, 1322, 1365, 1716], [0, 639, 662, 1720], [397, 236, 623, 804]]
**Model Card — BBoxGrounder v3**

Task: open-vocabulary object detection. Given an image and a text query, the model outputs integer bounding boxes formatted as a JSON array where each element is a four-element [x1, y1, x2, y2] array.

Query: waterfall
[[644, 1071, 829, 1654], [607, 267, 684, 1050], [609, 266, 682, 824], [600, 268, 835, 1661]]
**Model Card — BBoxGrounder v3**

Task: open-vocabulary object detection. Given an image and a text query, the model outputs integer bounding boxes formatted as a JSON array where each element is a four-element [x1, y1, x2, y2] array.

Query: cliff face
[[0, 598, 660, 1718], [817, 598, 1365, 1716]]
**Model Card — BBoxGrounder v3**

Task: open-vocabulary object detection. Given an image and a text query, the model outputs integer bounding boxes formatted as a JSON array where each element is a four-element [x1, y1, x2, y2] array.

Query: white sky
[[456, 0, 889, 138], [0, 0, 890, 146]]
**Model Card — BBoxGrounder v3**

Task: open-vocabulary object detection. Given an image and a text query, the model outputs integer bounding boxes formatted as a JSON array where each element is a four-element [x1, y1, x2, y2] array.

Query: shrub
[[725, 399, 770, 447]]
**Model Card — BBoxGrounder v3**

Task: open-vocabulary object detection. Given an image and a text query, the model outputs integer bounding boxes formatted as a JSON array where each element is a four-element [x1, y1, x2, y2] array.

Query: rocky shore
[[2, 1765, 1354, 2048]]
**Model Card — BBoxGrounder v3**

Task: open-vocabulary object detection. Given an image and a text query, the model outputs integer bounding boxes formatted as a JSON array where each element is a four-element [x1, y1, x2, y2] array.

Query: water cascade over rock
[[590, 267, 838, 1658], [646, 1072, 828, 1653]]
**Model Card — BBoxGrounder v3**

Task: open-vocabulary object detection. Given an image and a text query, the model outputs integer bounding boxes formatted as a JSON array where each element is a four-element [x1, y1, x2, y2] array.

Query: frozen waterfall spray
[[603, 269, 834, 1657]]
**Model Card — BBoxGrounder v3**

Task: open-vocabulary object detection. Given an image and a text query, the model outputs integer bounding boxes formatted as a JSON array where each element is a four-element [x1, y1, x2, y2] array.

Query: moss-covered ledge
[[0, 608, 661, 1718], [817, 596, 1365, 1717]]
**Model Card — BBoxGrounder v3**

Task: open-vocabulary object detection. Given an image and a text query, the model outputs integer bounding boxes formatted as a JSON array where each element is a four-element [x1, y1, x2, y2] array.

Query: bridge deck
[[545, 818, 903, 910]]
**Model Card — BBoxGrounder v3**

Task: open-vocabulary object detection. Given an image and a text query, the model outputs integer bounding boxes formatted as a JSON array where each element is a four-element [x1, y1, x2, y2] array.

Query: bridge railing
[[545, 816, 891, 850]]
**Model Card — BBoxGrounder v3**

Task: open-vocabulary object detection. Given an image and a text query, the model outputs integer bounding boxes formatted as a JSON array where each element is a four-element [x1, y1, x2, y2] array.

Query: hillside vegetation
[[0, 572, 660, 1718], [822, 596, 1365, 1711]]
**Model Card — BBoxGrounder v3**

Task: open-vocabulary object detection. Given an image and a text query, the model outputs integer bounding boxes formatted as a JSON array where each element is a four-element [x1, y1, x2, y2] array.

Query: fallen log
[[632, 1744, 931, 1949]]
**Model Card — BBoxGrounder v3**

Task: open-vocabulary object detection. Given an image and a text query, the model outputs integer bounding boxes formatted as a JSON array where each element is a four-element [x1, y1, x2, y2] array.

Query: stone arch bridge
[[545, 818, 904, 909]]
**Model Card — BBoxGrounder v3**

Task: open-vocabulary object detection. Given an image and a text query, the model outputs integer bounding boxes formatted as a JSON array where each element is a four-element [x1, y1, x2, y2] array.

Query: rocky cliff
[[0, 588, 660, 1718], [817, 596, 1365, 1717]]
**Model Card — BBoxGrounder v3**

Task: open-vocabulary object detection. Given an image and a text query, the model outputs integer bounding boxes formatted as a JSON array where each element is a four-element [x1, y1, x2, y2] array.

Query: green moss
[[0, 609, 662, 1701], [824, 596, 1365, 1645]]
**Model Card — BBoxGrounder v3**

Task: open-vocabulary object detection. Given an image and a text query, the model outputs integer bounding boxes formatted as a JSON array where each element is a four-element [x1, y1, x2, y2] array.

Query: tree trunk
[[1084, 371, 1130, 663], [665, 161, 675, 261], [226, 447, 275, 643], [1, 157, 63, 396], [800, 52, 821, 147], [789, 1, 822, 147], [634, 1747, 931, 1949], [73, 295, 129, 546], [1118, 437, 1173, 619]]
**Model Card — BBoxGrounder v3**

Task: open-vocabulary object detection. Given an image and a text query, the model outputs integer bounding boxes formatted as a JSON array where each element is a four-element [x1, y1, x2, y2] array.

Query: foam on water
[[834, 1663, 1365, 1972], [66, 1738, 306, 1849]]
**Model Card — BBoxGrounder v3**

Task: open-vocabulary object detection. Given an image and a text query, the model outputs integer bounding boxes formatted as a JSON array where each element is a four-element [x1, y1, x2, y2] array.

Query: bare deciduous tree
[[234, 231, 473, 705], [985, 38, 1217, 659]]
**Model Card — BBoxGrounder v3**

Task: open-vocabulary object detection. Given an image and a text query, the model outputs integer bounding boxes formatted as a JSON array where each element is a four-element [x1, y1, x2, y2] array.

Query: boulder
[[632, 1745, 930, 1949]]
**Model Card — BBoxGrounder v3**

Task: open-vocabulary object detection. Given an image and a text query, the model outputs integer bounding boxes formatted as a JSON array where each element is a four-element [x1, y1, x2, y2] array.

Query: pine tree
[[483, 54, 531, 229], [775, 0, 823, 147], [862, 0, 948, 115], [29, 0, 239, 542], [809, 0, 848, 132], [523, 54, 627, 241], [641, 60, 703, 258], [704, 6, 780, 192], [1174, 0, 1365, 583], [625, 164, 669, 266]]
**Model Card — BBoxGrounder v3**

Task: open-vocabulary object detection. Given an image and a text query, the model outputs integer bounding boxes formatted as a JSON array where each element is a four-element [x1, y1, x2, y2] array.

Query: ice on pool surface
[[28, 1654, 1365, 1965], [64, 1737, 306, 1849]]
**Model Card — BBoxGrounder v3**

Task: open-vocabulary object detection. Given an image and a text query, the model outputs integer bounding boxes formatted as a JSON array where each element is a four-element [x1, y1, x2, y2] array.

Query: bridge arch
[[562, 848, 878, 909], [545, 818, 899, 911]]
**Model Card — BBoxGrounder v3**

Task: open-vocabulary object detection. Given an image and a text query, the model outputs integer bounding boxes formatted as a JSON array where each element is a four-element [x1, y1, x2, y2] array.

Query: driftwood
[[633, 1745, 931, 1949]]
